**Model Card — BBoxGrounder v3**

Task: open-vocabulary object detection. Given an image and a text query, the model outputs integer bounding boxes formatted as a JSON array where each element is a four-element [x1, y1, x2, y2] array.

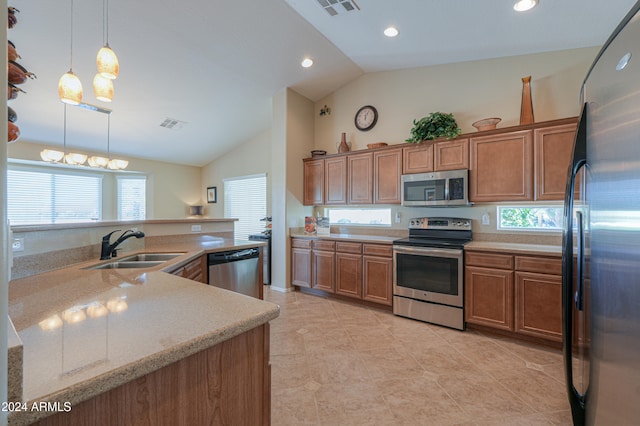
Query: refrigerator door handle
[[562, 102, 588, 426], [575, 210, 585, 312]]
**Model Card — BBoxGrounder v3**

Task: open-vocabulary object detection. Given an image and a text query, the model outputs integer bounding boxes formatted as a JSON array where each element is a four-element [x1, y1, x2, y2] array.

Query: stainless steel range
[[393, 217, 472, 330]]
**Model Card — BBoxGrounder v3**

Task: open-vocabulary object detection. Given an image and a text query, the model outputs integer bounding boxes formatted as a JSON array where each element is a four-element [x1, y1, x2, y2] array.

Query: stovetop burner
[[393, 217, 472, 249]]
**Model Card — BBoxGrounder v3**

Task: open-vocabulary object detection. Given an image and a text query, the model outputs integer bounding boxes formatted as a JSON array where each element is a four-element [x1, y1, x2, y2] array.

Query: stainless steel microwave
[[401, 169, 470, 207]]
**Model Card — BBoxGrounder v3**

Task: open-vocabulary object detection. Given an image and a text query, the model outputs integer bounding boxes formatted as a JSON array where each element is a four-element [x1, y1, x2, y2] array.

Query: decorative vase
[[520, 76, 534, 125], [338, 132, 350, 153]]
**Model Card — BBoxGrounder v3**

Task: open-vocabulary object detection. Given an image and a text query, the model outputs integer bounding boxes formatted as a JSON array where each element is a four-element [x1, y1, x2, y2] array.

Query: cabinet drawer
[[363, 244, 392, 257], [291, 238, 312, 249], [465, 251, 514, 270], [515, 256, 562, 275], [312, 240, 336, 251], [336, 241, 362, 254]]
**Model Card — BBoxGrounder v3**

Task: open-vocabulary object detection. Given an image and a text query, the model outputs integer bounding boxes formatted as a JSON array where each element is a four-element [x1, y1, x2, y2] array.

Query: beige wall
[[201, 129, 272, 218], [313, 47, 598, 154], [8, 141, 202, 219]]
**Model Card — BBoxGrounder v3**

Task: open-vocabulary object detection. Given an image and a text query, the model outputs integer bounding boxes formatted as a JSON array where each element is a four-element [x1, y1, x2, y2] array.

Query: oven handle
[[393, 245, 463, 259]]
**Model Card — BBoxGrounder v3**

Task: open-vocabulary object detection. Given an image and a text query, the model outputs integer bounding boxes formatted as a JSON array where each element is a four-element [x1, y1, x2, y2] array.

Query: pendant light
[[93, 73, 113, 102], [96, 0, 119, 80], [58, 0, 83, 105]]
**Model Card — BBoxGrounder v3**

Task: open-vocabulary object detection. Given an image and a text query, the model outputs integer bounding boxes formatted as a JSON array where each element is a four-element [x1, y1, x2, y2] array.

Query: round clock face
[[355, 105, 378, 131]]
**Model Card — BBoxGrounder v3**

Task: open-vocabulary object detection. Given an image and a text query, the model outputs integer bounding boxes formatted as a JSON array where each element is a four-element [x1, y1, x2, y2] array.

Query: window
[[117, 176, 147, 220], [497, 205, 564, 231], [8, 166, 102, 225], [223, 174, 267, 240], [326, 208, 391, 226]]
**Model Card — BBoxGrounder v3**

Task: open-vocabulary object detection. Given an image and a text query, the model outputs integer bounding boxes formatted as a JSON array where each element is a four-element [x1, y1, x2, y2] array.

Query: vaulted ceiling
[[8, 0, 636, 166]]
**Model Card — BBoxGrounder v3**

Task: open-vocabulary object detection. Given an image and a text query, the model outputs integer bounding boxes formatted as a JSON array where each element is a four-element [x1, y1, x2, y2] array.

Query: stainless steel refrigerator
[[563, 2, 640, 424]]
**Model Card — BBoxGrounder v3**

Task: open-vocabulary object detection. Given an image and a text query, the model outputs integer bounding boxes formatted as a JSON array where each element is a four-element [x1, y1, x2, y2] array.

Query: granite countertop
[[289, 231, 398, 244], [465, 241, 562, 256], [7, 238, 278, 425]]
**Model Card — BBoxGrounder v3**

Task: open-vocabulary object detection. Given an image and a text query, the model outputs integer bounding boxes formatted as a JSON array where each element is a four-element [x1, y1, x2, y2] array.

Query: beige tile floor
[[264, 287, 572, 426]]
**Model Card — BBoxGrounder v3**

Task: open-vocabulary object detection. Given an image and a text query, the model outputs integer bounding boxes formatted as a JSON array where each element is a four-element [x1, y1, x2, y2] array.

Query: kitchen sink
[[84, 260, 165, 269], [117, 253, 185, 262]]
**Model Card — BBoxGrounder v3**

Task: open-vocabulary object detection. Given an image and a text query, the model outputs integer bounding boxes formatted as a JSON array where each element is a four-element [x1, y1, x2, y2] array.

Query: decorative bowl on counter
[[472, 117, 501, 131], [367, 142, 388, 149], [311, 150, 327, 157]]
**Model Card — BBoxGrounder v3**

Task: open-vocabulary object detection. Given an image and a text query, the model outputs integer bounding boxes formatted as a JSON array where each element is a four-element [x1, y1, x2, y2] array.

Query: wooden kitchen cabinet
[[362, 244, 393, 306], [171, 255, 207, 283], [336, 252, 363, 299], [465, 250, 564, 345], [374, 149, 402, 204], [402, 138, 469, 174], [311, 240, 336, 293], [465, 263, 514, 331], [534, 123, 578, 200], [325, 156, 347, 205], [514, 256, 563, 342], [403, 144, 434, 174], [470, 130, 533, 202], [303, 158, 324, 206], [348, 152, 374, 204], [291, 239, 312, 288], [434, 138, 469, 171]]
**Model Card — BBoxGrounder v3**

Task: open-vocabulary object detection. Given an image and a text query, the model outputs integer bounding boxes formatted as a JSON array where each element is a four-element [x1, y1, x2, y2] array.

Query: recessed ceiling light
[[301, 58, 314, 68], [384, 26, 399, 37], [513, 0, 538, 12]]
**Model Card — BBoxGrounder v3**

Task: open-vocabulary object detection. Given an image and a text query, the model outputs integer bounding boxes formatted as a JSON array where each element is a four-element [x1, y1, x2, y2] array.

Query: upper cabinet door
[[374, 150, 402, 204], [534, 123, 578, 200], [348, 152, 373, 204], [403, 144, 434, 174], [434, 138, 469, 171], [325, 156, 347, 205], [470, 130, 533, 202], [303, 159, 324, 206]]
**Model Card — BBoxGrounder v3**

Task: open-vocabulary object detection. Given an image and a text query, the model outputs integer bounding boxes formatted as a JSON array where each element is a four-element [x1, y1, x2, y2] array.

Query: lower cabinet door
[[335, 252, 363, 299], [312, 250, 335, 293], [465, 266, 514, 331], [515, 271, 562, 341], [363, 256, 392, 306], [291, 247, 311, 288]]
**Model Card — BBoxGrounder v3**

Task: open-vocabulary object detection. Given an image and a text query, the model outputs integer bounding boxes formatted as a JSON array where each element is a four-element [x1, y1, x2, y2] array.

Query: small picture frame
[[207, 186, 217, 203]]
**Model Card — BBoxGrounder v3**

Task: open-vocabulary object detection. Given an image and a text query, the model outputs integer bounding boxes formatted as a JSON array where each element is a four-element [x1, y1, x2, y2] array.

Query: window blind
[[8, 167, 102, 225], [117, 176, 147, 220], [223, 174, 267, 240]]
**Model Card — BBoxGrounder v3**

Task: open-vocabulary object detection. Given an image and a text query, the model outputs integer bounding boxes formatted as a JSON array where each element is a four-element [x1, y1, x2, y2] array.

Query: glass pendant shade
[[108, 158, 128, 170], [58, 70, 83, 105], [97, 45, 119, 79], [40, 149, 65, 162], [93, 74, 113, 102], [64, 153, 87, 165], [88, 155, 109, 167]]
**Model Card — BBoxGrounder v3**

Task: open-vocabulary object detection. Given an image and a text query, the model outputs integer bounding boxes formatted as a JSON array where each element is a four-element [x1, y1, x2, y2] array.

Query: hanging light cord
[[107, 113, 111, 156], [63, 104, 68, 156], [103, 0, 110, 46], [69, 0, 74, 70]]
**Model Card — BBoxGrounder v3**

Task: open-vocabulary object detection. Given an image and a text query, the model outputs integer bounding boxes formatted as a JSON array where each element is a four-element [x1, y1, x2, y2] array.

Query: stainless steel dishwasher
[[208, 248, 261, 298]]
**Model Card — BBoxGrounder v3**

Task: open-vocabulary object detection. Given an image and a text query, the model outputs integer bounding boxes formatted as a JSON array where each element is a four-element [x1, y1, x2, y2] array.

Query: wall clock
[[354, 105, 378, 131]]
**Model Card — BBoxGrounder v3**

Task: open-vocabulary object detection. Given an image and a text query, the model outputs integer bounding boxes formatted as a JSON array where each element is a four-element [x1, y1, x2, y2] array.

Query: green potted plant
[[406, 112, 462, 143]]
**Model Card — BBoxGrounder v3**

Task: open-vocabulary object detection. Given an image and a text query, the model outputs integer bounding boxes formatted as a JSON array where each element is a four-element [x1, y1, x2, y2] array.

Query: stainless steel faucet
[[100, 229, 145, 260]]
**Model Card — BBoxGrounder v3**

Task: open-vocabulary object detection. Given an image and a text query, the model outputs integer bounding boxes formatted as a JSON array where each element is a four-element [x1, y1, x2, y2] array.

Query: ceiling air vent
[[316, 0, 359, 16], [159, 118, 187, 130]]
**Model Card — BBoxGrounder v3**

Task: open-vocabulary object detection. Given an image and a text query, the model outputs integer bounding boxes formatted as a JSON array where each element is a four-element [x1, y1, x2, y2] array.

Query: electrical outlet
[[481, 212, 490, 225], [191, 224, 202, 232], [395, 211, 401, 223], [131, 227, 138, 232], [12, 238, 24, 252]]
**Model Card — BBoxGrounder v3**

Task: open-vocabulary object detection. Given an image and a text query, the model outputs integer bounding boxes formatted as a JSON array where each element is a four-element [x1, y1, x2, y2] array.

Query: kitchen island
[[7, 239, 279, 425]]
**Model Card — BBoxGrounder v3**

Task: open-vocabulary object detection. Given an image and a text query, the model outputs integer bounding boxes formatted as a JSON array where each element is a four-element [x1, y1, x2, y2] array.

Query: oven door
[[393, 245, 463, 307]]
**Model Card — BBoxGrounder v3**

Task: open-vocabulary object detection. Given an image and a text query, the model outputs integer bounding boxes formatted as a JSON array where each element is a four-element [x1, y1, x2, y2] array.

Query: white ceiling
[[8, 0, 636, 167]]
